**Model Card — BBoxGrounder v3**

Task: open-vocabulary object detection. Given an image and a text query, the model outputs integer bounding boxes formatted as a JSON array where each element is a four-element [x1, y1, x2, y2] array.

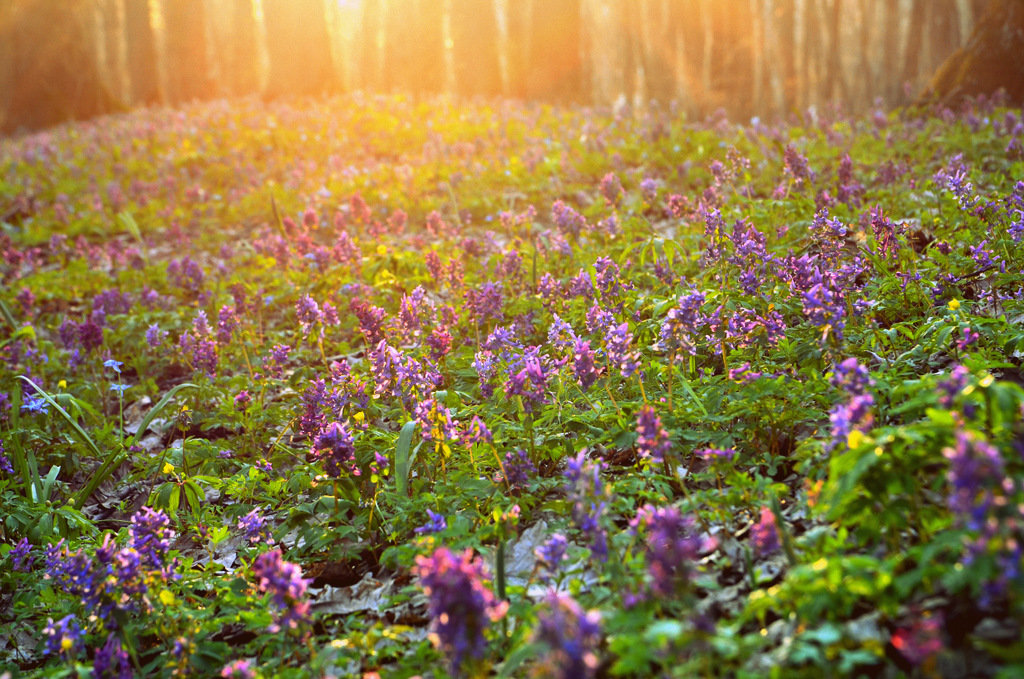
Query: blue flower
[[110, 383, 131, 395], [21, 395, 50, 414], [103, 359, 123, 374]]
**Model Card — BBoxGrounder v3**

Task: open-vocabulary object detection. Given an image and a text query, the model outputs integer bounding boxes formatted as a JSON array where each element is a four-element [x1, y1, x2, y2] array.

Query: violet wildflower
[[426, 326, 453, 360], [632, 504, 715, 597], [220, 660, 257, 678], [828, 393, 875, 449], [783, 144, 813, 188], [9, 537, 34, 571], [295, 294, 322, 333], [584, 303, 613, 335], [802, 277, 845, 340], [415, 509, 448, 534], [93, 633, 132, 679], [635, 406, 672, 464], [657, 291, 706, 357], [535, 533, 569, 576], [414, 547, 508, 674], [944, 431, 1004, 530], [605, 322, 639, 378], [641, 177, 658, 202], [465, 282, 504, 325], [130, 506, 174, 569], [310, 421, 357, 477], [77, 319, 104, 353], [43, 614, 83, 657], [238, 508, 272, 545], [551, 200, 587, 239], [565, 451, 610, 562], [599, 172, 623, 207], [145, 323, 166, 348], [810, 208, 848, 263], [265, 344, 291, 379], [217, 305, 240, 344], [500, 448, 537, 489], [252, 549, 311, 635], [751, 507, 780, 557], [503, 347, 549, 413], [234, 390, 252, 411], [957, 326, 980, 351], [532, 590, 603, 679], [830, 357, 873, 395], [547, 315, 577, 349], [937, 365, 970, 408], [0, 438, 13, 476], [572, 339, 599, 391], [461, 415, 493, 445]]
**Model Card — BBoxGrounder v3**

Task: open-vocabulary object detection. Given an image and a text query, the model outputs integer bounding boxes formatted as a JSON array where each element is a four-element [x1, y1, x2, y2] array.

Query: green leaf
[[394, 420, 418, 497]]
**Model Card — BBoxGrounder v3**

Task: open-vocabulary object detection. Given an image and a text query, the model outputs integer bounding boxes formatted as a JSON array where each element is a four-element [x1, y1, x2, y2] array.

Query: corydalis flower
[[414, 547, 508, 674], [631, 504, 715, 597], [238, 508, 273, 545], [93, 633, 132, 679], [43, 614, 82, 657], [635, 406, 672, 464], [535, 533, 569, 578], [253, 549, 311, 635], [565, 451, 610, 562], [415, 509, 447, 534], [751, 507, 780, 557], [572, 339, 599, 391], [657, 291, 706, 357], [130, 506, 174, 569], [533, 590, 602, 679], [310, 421, 357, 477], [500, 448, 537, 490]]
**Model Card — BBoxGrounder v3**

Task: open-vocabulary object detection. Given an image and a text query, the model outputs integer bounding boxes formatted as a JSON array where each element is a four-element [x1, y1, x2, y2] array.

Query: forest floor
[[1, 94, 1023, 678]]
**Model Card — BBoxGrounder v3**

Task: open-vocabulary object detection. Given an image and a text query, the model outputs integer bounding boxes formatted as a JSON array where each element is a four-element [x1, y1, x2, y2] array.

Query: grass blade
[[127, 382, 198, 449], [394, 420, 418, 496]]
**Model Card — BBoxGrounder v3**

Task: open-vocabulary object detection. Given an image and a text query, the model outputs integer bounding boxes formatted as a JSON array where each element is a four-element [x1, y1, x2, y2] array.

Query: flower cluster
[[532, 590, 603, 679], [631, 504, 715, 597], [252, 549, 311, 635], [414, 547, 508, 673], [565, 451, 610, 562], [827, 357, 875, 450], [635, 406, 672, 464]]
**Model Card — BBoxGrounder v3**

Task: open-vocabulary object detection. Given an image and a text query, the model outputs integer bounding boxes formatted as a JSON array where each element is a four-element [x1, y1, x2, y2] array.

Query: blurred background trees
[[0, 0, 1018, 135]]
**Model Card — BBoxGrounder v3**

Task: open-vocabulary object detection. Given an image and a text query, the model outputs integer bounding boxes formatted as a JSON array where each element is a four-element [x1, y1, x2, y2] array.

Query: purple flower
[[605, 322, 639, 378], [937, 365, 970, 408], [657, 291, 706, 357], [295, 294, 322, 331], [565, 451, 609, 562], [414, 547, 508, 673], [551, 200, 587, 239], [220, 660, 256, 679], [253, 549, 311, 635], [891, 612, 944, 666], [635, 406, 673, 464], [43, 614, 83, 657], [572, 339, 599, 391], [238, 508, 272, 544], [9, 537, 34, 571], [461, 415, 493, 445], [631, 504, 715, 597], [77, 319, 104, 353], [92, 633, 132, 679], [130, 506, 174, 568], [310, 421, 356, 478], [217, 305, 240, 344], [266, 344, 291, 378], [802, 278, 845, 340], [599, 172, 623, 207], [535, 533, 569, 577], [830, 357, 873, 396], [751, 507, 780, 557], [957, 327, 980, 351], [810, 208, 847, 263], [828, 393, 875, 449], [234, 390, 252, 411], [145, 323, 166, 348], [503, 347, 549, 413], [415, 509, 448, 534], [783, 144, 813, 187], [533, 590, 603, 679], [500, 448, 537, 489]]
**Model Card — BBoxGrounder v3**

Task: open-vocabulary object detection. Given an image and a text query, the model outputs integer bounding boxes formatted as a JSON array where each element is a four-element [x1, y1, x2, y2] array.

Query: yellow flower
[[376, 244, 387, 256], [847, 429, 866, 449], [162, 462, 175, 474], [948, 299, 960, 310], [353, 411, 365, 423], [58, 379, 67, 390]]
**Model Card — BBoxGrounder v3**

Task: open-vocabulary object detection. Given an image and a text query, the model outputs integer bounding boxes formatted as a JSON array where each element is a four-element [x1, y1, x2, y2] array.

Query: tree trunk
[[451, 0, 502, 97], [525, 0, 584, 102], [123, 0, 159, 105], [918, 0, 1024, 107], [263, 0, 334, 98], [384, 0, 443, 95], [0, 0, 117, 134], [221, 0, 260, 96], [162, 0, 212, 104]]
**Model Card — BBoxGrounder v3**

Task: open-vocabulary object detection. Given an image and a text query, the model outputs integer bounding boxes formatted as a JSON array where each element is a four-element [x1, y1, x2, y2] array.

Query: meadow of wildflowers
[[1, 93, 1023, 677]]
